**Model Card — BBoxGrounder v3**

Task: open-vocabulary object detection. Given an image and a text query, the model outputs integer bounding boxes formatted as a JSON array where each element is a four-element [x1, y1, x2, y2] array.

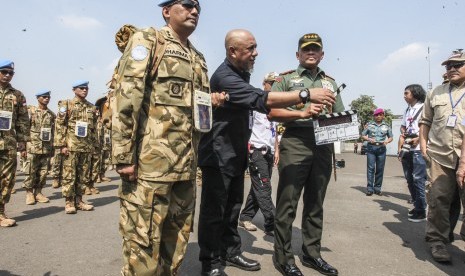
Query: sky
[[2, 0, 464, 115]]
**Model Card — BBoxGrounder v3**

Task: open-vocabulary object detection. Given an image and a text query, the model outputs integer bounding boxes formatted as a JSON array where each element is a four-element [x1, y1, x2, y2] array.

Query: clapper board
[[313, 110, 360, 145]]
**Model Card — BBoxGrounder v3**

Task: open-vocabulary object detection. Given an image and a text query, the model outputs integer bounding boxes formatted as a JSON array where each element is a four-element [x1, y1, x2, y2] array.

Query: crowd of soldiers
[[0, 59, 114, 226]]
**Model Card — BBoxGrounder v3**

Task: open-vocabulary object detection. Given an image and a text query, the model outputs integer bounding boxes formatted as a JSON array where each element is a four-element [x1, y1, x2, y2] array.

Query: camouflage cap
[[298, 33, 323, 49], [263, 72, 279, 82], [441, 49, 465, 65]]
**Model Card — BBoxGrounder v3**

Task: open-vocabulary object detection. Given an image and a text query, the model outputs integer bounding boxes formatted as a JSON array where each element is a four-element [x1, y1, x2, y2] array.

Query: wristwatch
[[299, 88, 310, 104]]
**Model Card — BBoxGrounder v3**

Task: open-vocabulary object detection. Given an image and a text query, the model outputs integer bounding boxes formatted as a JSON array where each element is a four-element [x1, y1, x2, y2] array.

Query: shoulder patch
[[131, 45, 149, 61]]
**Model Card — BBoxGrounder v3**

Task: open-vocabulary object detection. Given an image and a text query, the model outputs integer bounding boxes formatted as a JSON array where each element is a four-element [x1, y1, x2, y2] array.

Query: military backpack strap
[[150, 29, 167, 79]]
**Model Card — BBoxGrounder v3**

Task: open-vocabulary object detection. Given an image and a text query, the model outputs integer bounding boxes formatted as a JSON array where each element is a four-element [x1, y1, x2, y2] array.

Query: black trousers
[[274, 128, 333, 265], [198, 166, 244, 271], [240, 149, 276, 232]]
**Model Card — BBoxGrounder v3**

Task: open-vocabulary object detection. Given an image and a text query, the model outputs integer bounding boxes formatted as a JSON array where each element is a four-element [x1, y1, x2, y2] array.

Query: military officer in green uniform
[[54, 80, 97, 214], [268, 34, 343, 276], [23, 89, 55, 205], [0, 59, 30, 227], [112, 1, 226, 275]]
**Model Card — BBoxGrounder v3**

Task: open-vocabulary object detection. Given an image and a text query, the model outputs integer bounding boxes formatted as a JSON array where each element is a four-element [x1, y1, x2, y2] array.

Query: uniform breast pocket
[[431, 100, 448, 121], [153, 57, 192, 107]]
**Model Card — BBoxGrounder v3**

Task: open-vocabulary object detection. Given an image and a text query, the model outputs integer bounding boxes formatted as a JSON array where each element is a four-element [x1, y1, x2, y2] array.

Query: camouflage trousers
[[62, 151, 91, 197], [0, 150, 17, 205], [100, 150, 111, 175], [23, 153, 51, 189], [50, 148, 63, 179], [90, 151, 101, 185], [119, 178, 195, 276]]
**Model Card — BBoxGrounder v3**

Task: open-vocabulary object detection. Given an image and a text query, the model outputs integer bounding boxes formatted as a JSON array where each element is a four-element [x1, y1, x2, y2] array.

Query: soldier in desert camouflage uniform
[[112, 1, 226, 274], [95, 95, 112, 183], [23, 89, 55, 205], [55, 80, 97, 214], [50, 147, 63, 188], [87, 108, 102, 195], [0, 59, 30, 227]]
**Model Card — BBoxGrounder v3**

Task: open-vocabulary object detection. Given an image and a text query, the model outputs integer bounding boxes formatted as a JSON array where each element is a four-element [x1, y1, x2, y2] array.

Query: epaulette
[[279, 70, 295, 76], [324, 74, 335, 81]]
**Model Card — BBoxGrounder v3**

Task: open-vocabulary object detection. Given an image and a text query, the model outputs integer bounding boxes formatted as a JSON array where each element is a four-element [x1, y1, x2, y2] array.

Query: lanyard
[[449, 85, 465, 113]]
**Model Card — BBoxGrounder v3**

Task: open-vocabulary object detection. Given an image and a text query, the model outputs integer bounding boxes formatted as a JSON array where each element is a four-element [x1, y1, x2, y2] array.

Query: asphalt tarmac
[[1, 153, 464, 276]]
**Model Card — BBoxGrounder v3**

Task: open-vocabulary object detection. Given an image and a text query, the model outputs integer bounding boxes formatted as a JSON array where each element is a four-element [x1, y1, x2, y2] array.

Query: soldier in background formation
[[87, 108, 102, 195], [22, 89, 55, 205], [54, 80, 96, 214], [95, 95, 112, 183], [0, 59, 30, 227], [50, 146, 64, 188]]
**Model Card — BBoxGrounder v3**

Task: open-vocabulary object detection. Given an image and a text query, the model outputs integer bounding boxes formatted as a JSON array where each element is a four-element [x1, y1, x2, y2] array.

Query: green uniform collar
[[295, 65, 325, 79]]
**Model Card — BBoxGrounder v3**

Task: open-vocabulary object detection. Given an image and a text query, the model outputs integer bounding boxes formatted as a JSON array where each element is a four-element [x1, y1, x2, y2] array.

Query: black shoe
[[408, 213, 426, 222], [374, 191, 382, 196], [366, 191, 373, 196], [201, 268, 225, 276], [302, 255, 338, 276], [225, 254, 261, 271], [264, 229, 275, 237], [274, 262, 303, 276], [408, 209, 415, 217]]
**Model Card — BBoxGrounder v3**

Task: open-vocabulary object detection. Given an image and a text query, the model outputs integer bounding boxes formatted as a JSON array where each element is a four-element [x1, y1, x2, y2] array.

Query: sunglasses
[[76, 86, 88, 90], [0, 70, 15, 76], [446, 62, 465, 71], [173, 0, 201, 14]]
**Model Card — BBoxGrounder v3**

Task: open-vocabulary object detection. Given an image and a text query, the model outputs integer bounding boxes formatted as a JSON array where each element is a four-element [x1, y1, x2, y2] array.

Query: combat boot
[[65, 197, 77, 214], [34, 189, 50, 203], [0, 203, 16, 227], [76, 196, 94, 211], [84, 186, 92, 195], [26, 188, 36, 205], [52, 178, 61, 188], [90, 187, 100, 194]]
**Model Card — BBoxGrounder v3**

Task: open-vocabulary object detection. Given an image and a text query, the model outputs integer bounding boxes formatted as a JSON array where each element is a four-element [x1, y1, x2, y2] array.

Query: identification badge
[[75, 121, 88, 137], [193, 90, 212, 132], [0, 111, 13, 131], [446, 115, 457, 127], [104, 134, 111, 145], [40, 128, 52, 141]]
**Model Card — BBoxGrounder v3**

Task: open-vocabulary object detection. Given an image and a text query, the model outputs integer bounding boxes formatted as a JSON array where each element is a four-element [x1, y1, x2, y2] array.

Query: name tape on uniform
[[313, 110, 360, 145]]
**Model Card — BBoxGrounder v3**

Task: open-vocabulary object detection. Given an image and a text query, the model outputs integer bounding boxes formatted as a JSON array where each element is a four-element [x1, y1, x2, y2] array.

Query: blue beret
[[158, 0, 176, 6], [72, 80, 89, 88], [36, 89, 51, 97], [0, 59, 14, 69]]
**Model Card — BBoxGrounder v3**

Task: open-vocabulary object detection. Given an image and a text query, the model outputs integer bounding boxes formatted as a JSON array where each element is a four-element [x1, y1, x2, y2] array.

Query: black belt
[[250, 145, 269, 151], [369, 142, 384, 146]]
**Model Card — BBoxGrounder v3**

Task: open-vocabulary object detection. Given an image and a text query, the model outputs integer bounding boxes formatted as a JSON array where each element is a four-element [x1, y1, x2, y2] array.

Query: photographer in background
[[397, 84, 426, 222]]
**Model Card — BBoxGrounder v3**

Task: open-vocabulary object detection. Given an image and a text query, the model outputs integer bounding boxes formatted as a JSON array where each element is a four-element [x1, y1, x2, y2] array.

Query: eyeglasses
[[446, 62, 465, 71], [0, 70, 15, 76], [76, 86, 88, 90], [172, 0, 201, 14]]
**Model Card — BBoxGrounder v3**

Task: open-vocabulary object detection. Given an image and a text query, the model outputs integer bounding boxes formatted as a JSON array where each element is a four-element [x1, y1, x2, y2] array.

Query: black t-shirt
[[198, 59, 269, 176]]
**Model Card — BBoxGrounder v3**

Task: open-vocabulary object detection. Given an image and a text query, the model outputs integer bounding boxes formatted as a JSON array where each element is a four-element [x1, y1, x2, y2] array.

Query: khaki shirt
[[27, 106, 56, 155], [54, 96, 98, 153], [419, 83, 465, 169], [0, 84, 30, 150], [112, 26, 209, 182]]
